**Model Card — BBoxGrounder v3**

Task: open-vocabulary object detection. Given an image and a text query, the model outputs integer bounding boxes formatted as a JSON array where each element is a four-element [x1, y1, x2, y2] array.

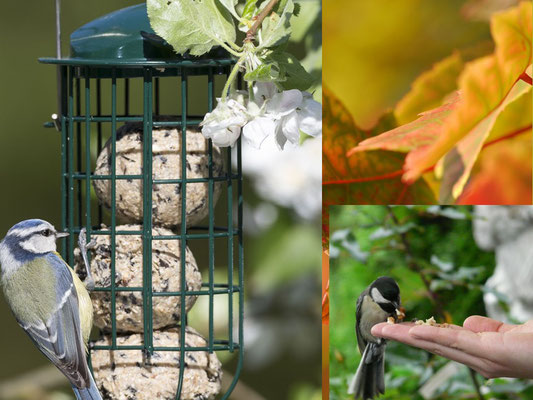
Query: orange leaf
[[323, 87, 436, 204], [395, 52, 463, 125], [348, 92, 460, 155], [457, 131, 532, 204], [404, 2, 532, 182]]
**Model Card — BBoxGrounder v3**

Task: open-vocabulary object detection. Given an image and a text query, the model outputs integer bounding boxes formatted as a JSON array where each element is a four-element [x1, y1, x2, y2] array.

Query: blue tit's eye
[[42, 229, 51, 237]]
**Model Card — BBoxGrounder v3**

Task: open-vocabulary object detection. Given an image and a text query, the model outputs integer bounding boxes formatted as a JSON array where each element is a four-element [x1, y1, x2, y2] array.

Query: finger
[[402, 337, 495, 376], [372, 322, 415, 337], [463, 316, 516, 333], [378, 325, 483, 366], [408, 325, 485, 355]]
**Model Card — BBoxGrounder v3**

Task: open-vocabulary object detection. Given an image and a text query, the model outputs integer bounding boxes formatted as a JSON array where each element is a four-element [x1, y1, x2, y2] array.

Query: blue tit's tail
[[72, 374, 102, 400], [348, 342, 385, 400]]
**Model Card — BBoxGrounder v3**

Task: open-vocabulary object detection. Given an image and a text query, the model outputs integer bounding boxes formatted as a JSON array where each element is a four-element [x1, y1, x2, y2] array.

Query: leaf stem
[[222, 57, 245, 102], [245, 0, 279, 43], [215, 39, 244, 57]]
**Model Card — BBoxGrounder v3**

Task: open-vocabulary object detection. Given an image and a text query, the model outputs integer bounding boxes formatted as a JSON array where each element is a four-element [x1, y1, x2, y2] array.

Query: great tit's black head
[[369, 276, 401, 314]]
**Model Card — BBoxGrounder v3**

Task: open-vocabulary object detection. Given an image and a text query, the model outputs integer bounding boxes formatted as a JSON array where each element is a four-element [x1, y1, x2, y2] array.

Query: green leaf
[[259, 0, 294, 49], [289, 0, 320, 42], [268, 51, 314, 90], [242, 0, 258, 20], [323, 87, 436, 205], [219, 0, 240, 20], [244, 62, 280, 82], [147, 0, 237, 56]]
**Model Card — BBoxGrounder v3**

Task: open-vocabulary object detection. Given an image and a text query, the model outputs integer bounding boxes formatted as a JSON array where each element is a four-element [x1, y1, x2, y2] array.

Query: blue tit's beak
[[56, 232, 69, 238]]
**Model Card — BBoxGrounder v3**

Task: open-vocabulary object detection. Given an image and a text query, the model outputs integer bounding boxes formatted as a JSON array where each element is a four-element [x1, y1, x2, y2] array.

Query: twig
[[468, 367, 486, 400], [245, 0, 280, 43]]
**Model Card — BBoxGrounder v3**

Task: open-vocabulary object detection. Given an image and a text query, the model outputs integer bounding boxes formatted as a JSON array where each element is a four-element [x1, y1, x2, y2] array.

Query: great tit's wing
[[355, 290, 367, 354], [19, 253, 90, 389]]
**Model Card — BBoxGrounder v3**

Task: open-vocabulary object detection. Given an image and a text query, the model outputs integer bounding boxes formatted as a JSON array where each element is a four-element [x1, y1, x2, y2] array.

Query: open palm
[[372, 316, 533, 379]]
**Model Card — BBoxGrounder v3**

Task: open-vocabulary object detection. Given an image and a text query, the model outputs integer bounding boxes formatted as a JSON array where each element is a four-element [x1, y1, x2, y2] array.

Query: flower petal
[[242, 117, 277, 149], [298, 97, 322, 137], [281, 111, 301, 145], [267, 89, 303, 116]]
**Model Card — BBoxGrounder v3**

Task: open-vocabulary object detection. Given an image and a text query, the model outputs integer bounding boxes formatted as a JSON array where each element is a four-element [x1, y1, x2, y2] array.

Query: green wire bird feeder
[[40, 3, 244, 399]]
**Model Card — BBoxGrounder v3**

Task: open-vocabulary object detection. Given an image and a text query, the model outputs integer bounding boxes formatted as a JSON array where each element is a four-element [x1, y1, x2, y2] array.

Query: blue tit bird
[[0, 219, 101, 400]]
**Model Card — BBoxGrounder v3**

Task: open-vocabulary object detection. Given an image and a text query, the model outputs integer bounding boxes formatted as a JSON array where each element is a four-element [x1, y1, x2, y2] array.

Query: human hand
[[371, 316, 533, 379]]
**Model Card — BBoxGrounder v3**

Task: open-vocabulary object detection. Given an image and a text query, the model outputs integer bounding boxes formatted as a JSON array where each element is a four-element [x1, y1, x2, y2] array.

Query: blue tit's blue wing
[[19, 253, 91, 389]]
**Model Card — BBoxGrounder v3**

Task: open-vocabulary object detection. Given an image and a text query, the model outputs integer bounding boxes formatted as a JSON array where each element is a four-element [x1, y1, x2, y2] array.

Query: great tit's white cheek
[[370, 287, 391, 305]]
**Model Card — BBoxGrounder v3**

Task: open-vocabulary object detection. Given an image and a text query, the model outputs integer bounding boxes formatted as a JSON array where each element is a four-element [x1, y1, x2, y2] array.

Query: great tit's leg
[[79, 227, 95, 291]]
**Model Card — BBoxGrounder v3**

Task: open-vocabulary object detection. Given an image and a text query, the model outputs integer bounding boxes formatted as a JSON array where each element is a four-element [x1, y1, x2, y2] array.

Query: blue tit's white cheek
[[19, 235, 57, 254]]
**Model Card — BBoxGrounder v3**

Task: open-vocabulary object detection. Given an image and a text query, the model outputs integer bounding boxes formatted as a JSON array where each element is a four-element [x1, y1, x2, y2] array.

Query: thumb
[[463, 315, 515, 333]]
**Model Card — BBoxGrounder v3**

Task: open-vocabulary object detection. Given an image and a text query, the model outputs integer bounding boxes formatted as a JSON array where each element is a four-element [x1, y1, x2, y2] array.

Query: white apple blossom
[[200, 93, 248, 147], [252, 82, 322, 149], [201, 82, 322, 150]]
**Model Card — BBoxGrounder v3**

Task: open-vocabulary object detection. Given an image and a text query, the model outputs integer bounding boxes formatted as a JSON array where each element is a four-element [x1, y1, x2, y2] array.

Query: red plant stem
[[323, 124, 532, 186], [519, 71, 533, 85], [322, 170, 403, 185]]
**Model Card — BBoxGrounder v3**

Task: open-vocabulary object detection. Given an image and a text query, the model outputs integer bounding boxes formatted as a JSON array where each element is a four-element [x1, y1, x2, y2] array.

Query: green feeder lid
[[39, 3, 234, 67]]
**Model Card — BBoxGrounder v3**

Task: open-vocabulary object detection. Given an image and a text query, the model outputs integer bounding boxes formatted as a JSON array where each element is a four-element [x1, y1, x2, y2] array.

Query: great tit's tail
[[72, 374, 102, 400], [347, 342, 385, 399]]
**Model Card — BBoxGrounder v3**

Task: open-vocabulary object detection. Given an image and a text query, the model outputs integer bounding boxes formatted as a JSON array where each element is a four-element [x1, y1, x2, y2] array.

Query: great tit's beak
[[56, 232, 69, 238]]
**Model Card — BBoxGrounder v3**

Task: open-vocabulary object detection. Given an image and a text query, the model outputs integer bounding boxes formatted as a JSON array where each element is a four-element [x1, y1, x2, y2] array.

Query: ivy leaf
[[404, 2, 532, 183], [268, 51, 315, 90], [259, 0, 294, 49], [323, 87, 436, 205], [147, 0, 236, 56], [395, 52, 463, 125]]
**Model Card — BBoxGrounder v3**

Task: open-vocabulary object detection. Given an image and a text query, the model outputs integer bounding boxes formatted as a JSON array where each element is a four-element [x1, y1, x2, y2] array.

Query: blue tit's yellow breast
[[2, 258, 57, 324]]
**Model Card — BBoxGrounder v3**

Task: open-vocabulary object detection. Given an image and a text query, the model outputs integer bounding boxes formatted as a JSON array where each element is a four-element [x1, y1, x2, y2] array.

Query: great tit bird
[[0, 219, 102, 400], [348, 276, 401, 399]]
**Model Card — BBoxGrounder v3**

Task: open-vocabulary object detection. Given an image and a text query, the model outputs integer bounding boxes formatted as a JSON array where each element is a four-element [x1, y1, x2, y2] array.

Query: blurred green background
[[0, 1, 321, 399], [329, 205, 533, 400], [324, 0, 492, 129]]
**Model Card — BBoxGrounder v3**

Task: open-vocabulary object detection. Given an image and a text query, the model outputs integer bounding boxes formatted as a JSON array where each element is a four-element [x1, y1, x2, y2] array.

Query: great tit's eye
[[42, 229, 51, 237]]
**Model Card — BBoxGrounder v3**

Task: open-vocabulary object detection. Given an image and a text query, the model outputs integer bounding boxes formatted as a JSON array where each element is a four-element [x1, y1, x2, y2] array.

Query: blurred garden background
[[324, 0, 493, 130], [329, 205, 533, 399], [0, 1, 321, 399]]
